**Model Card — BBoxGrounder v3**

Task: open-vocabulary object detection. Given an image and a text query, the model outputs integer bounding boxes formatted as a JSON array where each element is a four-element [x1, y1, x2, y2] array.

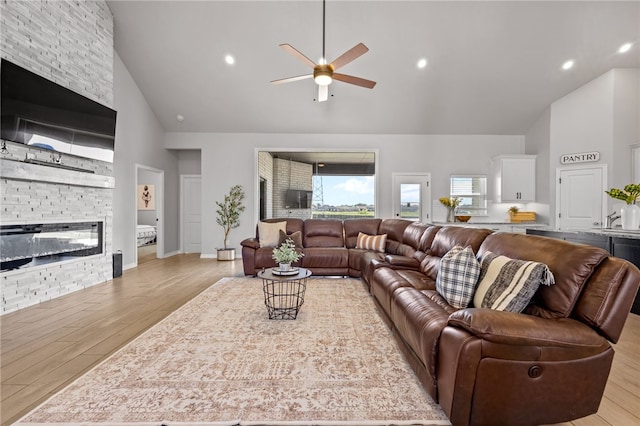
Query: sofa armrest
[[240, 238, 260, 249], [448, 308, 605, 348], [383, 254, 420, 270]]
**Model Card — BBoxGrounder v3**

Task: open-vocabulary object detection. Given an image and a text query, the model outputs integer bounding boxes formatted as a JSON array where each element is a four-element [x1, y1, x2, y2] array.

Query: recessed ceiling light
[[417, 58, 428, 69], [176, 114, 185, 122], [618, 42, 632, 54], [562, 60, 574, 70], [225, 55, 235, 65]]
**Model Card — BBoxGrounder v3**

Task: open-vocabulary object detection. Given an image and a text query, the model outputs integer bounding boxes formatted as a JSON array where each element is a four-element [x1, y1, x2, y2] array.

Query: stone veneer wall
[[273, 158, 313, 219], [257, 151, 274, 219], [1, 0, 115, 314]]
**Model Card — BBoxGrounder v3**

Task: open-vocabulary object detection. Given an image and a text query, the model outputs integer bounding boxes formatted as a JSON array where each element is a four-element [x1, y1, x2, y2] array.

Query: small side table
[[258, 267, 311, 320]]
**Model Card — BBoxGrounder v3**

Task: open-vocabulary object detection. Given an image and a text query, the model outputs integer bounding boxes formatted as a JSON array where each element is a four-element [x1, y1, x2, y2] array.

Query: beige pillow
[[258, 221, 287, 248], [356, 232, 387, 252]]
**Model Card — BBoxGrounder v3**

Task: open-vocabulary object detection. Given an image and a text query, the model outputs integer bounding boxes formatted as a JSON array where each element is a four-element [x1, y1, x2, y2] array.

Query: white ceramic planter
[[279, 262, 292, 271], [620, 204, 640, 230]]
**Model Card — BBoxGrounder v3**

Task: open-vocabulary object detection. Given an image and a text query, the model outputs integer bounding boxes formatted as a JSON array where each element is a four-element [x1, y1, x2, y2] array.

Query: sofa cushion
[[303, 219, 344, 248], [344, 218, 382, 248], [436, 246, 481, 309], [258, 221, 286, 247], [279, 229, 302, 247], [473, 251, 555, 313], [356, 232, 387, 252], [477, 232, 608, 318]]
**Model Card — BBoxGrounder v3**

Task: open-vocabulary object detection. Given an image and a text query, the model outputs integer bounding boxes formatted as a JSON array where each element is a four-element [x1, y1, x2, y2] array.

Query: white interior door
[[181, 175, 202, 253], [392, 173, 431, 222], [557, 166, 606, 230]]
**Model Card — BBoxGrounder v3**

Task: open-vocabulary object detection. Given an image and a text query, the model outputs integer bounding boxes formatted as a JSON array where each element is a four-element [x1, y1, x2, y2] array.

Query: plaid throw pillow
[[473, 251, 555, 313], [436, 245, 481, 309], [356, 232, 387, 252]]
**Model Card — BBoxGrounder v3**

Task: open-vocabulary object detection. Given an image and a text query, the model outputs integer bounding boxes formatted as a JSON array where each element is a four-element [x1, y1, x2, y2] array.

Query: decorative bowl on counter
[[455, 215, 471, 223]]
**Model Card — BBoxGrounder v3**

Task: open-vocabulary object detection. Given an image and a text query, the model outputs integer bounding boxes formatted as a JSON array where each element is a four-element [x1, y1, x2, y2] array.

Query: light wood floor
[[1, 255, 639, 426]]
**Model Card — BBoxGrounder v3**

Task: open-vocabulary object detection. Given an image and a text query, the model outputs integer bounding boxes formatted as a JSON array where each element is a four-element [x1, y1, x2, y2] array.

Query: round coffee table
[[258, 267, 311, 320]]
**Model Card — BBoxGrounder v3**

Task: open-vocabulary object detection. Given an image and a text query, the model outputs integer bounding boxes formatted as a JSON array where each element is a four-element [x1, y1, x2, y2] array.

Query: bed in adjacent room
[[137, 224, 157, 247]]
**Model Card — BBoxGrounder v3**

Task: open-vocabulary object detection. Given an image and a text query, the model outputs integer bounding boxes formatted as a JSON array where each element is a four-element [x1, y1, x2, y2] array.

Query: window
[[450, 175, 487, 216]]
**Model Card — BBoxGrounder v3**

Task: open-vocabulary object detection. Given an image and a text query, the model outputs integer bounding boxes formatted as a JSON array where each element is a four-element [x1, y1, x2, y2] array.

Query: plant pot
[[278, 262, 292, 271], [217, 248, 235, 261], [620, 204, 640, 230]]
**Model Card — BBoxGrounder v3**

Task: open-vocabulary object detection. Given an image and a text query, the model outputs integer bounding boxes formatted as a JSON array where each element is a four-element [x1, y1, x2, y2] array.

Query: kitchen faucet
[[605, 211, 621, 228]]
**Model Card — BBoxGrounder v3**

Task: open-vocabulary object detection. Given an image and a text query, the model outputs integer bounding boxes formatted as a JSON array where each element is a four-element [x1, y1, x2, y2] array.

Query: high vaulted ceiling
[[107, 1, 639, 136]]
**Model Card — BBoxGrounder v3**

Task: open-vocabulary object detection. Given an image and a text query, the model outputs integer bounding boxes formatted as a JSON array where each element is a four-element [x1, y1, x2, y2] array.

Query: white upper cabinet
[[493, 155, 536, 202]]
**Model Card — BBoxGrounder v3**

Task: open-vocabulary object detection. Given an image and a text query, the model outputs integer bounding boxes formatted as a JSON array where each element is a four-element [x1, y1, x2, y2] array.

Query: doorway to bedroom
[[135, 165, 164, 265]]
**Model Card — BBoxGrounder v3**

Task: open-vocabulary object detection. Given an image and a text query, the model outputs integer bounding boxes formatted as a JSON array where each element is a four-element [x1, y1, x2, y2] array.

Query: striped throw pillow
[[473, 251, 555, 313], [356, 232, 387, 252], [436, 245, 481, 309]]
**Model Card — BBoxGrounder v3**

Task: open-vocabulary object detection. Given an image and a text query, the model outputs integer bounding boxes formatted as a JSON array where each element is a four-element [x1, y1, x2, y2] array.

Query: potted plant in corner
[[272, 238, 304, 271], [216, 184, 246, 260]]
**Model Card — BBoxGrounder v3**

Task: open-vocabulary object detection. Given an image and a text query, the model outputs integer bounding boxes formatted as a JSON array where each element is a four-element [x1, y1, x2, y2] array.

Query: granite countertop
[[531, 226, 640, 240]]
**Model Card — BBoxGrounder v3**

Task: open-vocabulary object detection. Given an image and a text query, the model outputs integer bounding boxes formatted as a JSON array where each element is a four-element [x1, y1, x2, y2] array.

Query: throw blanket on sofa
[[474, 251, 555, 313]]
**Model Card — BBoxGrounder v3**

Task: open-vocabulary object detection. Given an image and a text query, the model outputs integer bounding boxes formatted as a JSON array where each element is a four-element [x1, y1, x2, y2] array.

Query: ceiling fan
[[271, 0, 376, 102]]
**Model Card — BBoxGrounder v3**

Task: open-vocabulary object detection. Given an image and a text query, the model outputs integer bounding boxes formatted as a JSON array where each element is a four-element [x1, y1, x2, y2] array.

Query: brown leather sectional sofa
[[240, 218, 640, 426]]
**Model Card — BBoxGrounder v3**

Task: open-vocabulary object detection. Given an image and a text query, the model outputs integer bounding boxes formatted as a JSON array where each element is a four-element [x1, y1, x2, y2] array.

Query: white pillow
[[356, 232, 387, 252], [436, 245, 481, 309], [258, 221, 287, 248]]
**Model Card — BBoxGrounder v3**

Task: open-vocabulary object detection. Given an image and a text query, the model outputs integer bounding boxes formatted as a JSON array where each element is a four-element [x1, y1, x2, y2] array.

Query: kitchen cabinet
[[494, 155, 536, 202], [526, 229, 609, 251], [611, 237, 640, 315]]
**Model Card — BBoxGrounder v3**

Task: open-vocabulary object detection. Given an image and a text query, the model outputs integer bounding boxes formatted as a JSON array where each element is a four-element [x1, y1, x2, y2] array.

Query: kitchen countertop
[[529, 227, 640, 240], [432, 221, 547, 227]]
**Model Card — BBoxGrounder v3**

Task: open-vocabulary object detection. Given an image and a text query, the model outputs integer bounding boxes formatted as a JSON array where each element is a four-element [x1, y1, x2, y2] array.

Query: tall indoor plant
[[216, 184, 246, 260], [605, 183, 640, 230]]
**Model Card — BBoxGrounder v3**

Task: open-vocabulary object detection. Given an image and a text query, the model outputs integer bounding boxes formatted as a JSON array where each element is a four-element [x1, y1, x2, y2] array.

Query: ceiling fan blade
[[279, 44, 317, 69], [333, 73, 377, 89], [271, 74, 313, 85], [329, 43, 369, 71], [318, 85, 329, 102]]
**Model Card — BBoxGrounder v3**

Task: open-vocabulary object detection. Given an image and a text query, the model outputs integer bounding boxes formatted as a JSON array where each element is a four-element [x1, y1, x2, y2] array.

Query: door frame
[[392, 172, 431, 222], [135, 164, 164, 265], [555, 164, 607, 230], [180, 174, 202, 254]]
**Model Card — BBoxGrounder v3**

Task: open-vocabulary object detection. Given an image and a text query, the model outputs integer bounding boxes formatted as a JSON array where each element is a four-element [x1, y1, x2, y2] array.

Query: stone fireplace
[[1, 0, 115, 314]]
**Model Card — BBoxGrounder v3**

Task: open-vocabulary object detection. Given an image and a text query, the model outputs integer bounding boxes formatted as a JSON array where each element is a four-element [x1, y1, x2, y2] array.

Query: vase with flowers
[[272, 238, 304, 271], [605, 184, 640, 230], [439, 197, 462, 223]]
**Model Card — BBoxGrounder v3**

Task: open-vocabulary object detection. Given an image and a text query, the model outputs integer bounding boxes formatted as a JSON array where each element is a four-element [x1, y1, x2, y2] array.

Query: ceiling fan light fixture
[[314, 64, 333, 85]]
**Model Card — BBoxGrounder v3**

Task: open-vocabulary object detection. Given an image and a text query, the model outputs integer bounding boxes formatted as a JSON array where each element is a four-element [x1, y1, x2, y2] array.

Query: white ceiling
[[107, 0, 640, 136]]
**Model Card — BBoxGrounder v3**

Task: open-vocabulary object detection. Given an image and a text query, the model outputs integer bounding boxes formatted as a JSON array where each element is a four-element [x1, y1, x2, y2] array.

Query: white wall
[[549, 69, 640, 224], [113, 53, 181, 268], [166, 132, 524, 256], [525, 108, 552, 224]]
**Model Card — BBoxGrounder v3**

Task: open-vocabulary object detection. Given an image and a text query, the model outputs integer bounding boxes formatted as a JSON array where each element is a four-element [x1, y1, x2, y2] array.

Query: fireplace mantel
[[0, 158, 115, 189]]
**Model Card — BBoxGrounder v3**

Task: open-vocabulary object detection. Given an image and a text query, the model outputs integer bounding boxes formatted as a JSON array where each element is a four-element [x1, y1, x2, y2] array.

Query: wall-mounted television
[[1, 59, 117, 163], [285, 189, 313, 209]]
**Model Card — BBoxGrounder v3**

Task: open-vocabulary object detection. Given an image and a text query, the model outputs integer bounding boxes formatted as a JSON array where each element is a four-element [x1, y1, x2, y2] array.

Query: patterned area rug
[[17, 277, 450, 426]]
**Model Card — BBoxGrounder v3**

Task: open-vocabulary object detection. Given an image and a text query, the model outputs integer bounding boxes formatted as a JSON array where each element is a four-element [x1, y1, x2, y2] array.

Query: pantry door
[[556, 166, 606, 230]]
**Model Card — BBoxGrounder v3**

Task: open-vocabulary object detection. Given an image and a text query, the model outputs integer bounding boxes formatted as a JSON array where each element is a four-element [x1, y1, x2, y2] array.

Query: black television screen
[[285, 189, 312, 209], [1, 59, 117, 162]]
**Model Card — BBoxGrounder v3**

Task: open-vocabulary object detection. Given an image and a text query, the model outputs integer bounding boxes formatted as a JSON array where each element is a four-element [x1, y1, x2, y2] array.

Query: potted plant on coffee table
[[272, 238, 304, 271], [215, 184, 246, 260]]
